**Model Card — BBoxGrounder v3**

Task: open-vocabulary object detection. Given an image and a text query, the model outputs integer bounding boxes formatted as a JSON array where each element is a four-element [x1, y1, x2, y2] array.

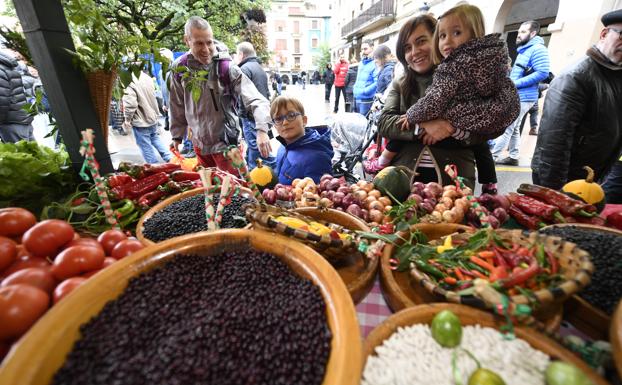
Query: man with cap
[[531, 8, 622, 191]]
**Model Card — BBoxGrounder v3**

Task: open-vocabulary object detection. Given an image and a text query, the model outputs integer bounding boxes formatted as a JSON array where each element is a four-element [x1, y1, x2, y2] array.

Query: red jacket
[[333, 60, 349, 87]]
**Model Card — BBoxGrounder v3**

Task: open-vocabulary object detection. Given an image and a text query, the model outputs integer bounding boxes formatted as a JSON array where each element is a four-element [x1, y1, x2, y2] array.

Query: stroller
[[329, 94, 386, 183]]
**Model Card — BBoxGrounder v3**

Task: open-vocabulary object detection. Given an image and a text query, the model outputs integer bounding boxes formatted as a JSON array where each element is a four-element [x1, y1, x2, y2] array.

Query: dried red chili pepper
[[137, 189, 167, 209], [574, 215, 606, 226], [170, 170, 201, 182], [512, 195, 565, 223], [142, 163, 181, 177], [111, 172, 169, 200], [517, 184, 597, 217], [106, 173, 134, 188], [508, 205, 545, 230]]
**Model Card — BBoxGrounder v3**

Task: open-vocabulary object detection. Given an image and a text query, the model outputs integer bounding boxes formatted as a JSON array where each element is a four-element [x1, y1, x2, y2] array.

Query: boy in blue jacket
[[271, 96, 334, 185]]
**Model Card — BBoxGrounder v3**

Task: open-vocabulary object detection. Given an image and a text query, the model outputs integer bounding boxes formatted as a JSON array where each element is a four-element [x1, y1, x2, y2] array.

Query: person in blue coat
[[353, 40, 379, 116], [492, 20, 550, 166], [373, 45, 397, 95], [270, 96, 333, 185]]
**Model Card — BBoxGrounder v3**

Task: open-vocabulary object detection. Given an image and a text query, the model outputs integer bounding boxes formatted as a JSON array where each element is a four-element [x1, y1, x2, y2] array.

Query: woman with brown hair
[[373, 10, 518, 190]]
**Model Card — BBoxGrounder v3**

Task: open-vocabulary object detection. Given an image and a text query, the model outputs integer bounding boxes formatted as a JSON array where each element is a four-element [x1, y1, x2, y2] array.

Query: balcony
[[341, 0, 396, 38]]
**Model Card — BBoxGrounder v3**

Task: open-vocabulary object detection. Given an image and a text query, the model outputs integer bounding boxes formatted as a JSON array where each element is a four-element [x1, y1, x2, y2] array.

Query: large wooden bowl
[[541, 223, 622, 340], [294, 207, 377, 304], [364, 303, 608, 385], [0, 230, 362, 385], [136, 187, 255, 246], [380, 223, 564, 332], [611, 299, 622, 378]]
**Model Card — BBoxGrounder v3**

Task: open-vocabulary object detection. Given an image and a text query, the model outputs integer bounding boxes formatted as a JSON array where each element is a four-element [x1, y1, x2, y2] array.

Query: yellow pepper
[[436, 235, 454, 253]]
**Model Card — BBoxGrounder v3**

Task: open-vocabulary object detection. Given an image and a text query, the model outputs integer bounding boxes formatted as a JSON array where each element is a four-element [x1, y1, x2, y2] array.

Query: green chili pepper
[[114, 199, 135, 217], [120, 211, 140, 229], [414, 259, 445, 280], [70, 203, 96, 215]]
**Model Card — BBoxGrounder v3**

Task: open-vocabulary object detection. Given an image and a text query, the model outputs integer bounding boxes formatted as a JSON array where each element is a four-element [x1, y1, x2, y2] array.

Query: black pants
[[603, 160, 622, 203], [472, 142, 497, 184], [325, 83, 333, 101], [334, 86, 345, 112]]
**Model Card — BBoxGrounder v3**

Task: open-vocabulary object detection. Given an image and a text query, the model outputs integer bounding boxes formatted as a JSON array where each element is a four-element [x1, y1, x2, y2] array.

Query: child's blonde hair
[[432, 4, 486, 64], [270, 96, 305, 119]]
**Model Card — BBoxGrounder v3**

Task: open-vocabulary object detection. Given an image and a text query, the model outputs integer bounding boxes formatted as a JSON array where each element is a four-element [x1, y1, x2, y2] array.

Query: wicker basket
[[364, 303, 608, 385], [409, 229, 593, 316], [246, 203, 365, 264], [85, 69, 117, 144]]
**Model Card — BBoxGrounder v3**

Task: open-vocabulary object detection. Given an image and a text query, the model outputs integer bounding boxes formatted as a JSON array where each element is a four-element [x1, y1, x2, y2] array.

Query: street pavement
[[33, 82, 538, 194]]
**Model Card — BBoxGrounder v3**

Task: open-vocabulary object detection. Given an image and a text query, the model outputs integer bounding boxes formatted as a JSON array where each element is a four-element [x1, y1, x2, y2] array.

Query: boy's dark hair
[[522, 20, 540, 34], [363, 39, 374, 47]]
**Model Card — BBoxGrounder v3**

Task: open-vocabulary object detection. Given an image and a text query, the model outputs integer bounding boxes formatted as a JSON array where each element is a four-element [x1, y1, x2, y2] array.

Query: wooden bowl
[[294, 207, 377, 304], [541, 223, 621, 340], [611, 299, 622, 378], [136, 187, 255, 246], [0, 230, 362, 385], [364, 303, 608, 385], [380, 224, 564, 332]]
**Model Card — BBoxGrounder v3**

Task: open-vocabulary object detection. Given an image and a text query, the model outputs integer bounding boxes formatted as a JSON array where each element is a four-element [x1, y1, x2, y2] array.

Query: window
[[312, 38, 318, 48], [294, 39, 300, 53], [360, 2, 364, 11], [276, 39, 287, 50], [295, 57, 300, 66], [294, 21, 300, 34], [275, 20, 285, 32], [312, 20, 318, 29]]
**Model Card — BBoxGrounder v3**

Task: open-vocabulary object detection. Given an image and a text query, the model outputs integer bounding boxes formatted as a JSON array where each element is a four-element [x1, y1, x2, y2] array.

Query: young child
[[271, 96, 334, 185], [364, 4, 520, 194]]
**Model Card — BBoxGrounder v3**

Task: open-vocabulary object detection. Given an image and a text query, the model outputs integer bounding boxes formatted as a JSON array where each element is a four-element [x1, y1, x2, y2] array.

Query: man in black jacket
[[532, 8, 622, 189], [0, 50, 34, 143], [235, 42, 275, 170]]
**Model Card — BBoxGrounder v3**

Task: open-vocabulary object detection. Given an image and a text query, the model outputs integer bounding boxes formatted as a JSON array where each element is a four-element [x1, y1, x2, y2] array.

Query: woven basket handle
[[410, 145, 443, 185]]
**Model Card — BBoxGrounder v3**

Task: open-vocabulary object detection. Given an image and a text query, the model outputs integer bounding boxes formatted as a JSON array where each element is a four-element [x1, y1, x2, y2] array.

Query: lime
[[430, 310, 462, 348], [545, 361, 593, 385], [468, 368, 506, 385]]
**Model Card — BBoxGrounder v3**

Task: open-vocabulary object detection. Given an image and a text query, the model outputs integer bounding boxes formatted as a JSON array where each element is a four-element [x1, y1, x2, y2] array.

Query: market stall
[[1, 136, 622, 385]]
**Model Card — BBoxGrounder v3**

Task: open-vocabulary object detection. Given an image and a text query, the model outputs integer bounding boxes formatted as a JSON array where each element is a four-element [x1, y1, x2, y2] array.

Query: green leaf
[[191, 86, 201, 103]]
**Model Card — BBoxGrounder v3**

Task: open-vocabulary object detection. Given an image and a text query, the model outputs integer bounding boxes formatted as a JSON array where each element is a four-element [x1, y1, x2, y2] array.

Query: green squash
[[249, 159, 278, 189], [372, 166, 412, 203], [562, 166, 605, 212]]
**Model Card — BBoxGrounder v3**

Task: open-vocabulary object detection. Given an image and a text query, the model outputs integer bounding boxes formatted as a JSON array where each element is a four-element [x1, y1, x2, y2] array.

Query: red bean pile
[[52, 250, 332, 385]]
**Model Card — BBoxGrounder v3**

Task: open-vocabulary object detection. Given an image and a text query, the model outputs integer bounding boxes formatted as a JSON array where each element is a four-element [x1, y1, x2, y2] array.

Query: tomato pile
[[0, 207, 145, 361]]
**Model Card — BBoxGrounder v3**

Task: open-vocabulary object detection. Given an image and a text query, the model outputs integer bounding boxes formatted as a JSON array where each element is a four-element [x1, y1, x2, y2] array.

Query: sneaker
[[529, 127, 538, 136], [481, 183, 498, 195], [363, 157, 387, 174], [495, 157, 519, 166]]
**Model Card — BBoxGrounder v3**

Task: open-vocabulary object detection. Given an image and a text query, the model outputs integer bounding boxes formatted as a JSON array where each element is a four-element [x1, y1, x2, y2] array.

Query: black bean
[[51, 250, 331, 385], [142, 194, 254, 242], [540, 226, 622, 315]]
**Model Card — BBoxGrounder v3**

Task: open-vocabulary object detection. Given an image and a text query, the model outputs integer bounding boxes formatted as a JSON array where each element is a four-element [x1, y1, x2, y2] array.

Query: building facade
[[329, 0, 622, 74], [265, 0, 332, 82]]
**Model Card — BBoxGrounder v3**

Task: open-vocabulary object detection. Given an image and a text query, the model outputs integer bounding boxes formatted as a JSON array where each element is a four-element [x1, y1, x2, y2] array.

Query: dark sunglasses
[[272, 111, 302, 125]]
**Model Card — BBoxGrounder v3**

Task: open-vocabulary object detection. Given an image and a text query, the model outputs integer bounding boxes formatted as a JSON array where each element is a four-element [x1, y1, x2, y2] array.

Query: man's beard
[[516, 34, 531, 47]]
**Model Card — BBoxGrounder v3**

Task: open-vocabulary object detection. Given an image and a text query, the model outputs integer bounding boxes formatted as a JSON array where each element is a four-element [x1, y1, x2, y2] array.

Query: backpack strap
[[216, 58, 232, 95]]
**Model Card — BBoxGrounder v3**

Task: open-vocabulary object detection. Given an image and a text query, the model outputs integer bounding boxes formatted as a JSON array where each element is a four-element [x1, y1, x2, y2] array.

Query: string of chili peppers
[[78, 129, 120, 229], [198, 168, 217, 231], [214, 175, 239, 228]]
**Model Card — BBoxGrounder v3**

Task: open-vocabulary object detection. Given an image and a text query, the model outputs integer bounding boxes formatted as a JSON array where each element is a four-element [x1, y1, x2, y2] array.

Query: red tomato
[[0, 284, 49, 340], [0, 208, 37, 238], [63, 237, 104, 253], [22, 220, 75, 258], [1, 256, 51, 280], [1, 268, 57, 295], [53, 277, 87, 304], [51, 246, 105, 280], [111, 239, 144, 260], [97, 230, 128, 255], [0, 236, 18, 272], [81, 257, 117, 279]]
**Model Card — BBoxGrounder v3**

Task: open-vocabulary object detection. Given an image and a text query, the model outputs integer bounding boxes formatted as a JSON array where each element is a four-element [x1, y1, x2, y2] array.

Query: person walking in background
[[312, 70, 320, 85], [333, 53, 349, 112], [169, 16, 272, 173], [353, 40, 378, 115], [274, 72, 283, 95], [122, 70, 172, 164], [532, 8, 622, 190], [236, 41, 275, 170], [0, 50, 34, 143], [491, 20, 550, 166], [322, 63, 334, 102], [344, 59, 358, 113], [300, 71, 306, 90], [374, 45, 397, 95]]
